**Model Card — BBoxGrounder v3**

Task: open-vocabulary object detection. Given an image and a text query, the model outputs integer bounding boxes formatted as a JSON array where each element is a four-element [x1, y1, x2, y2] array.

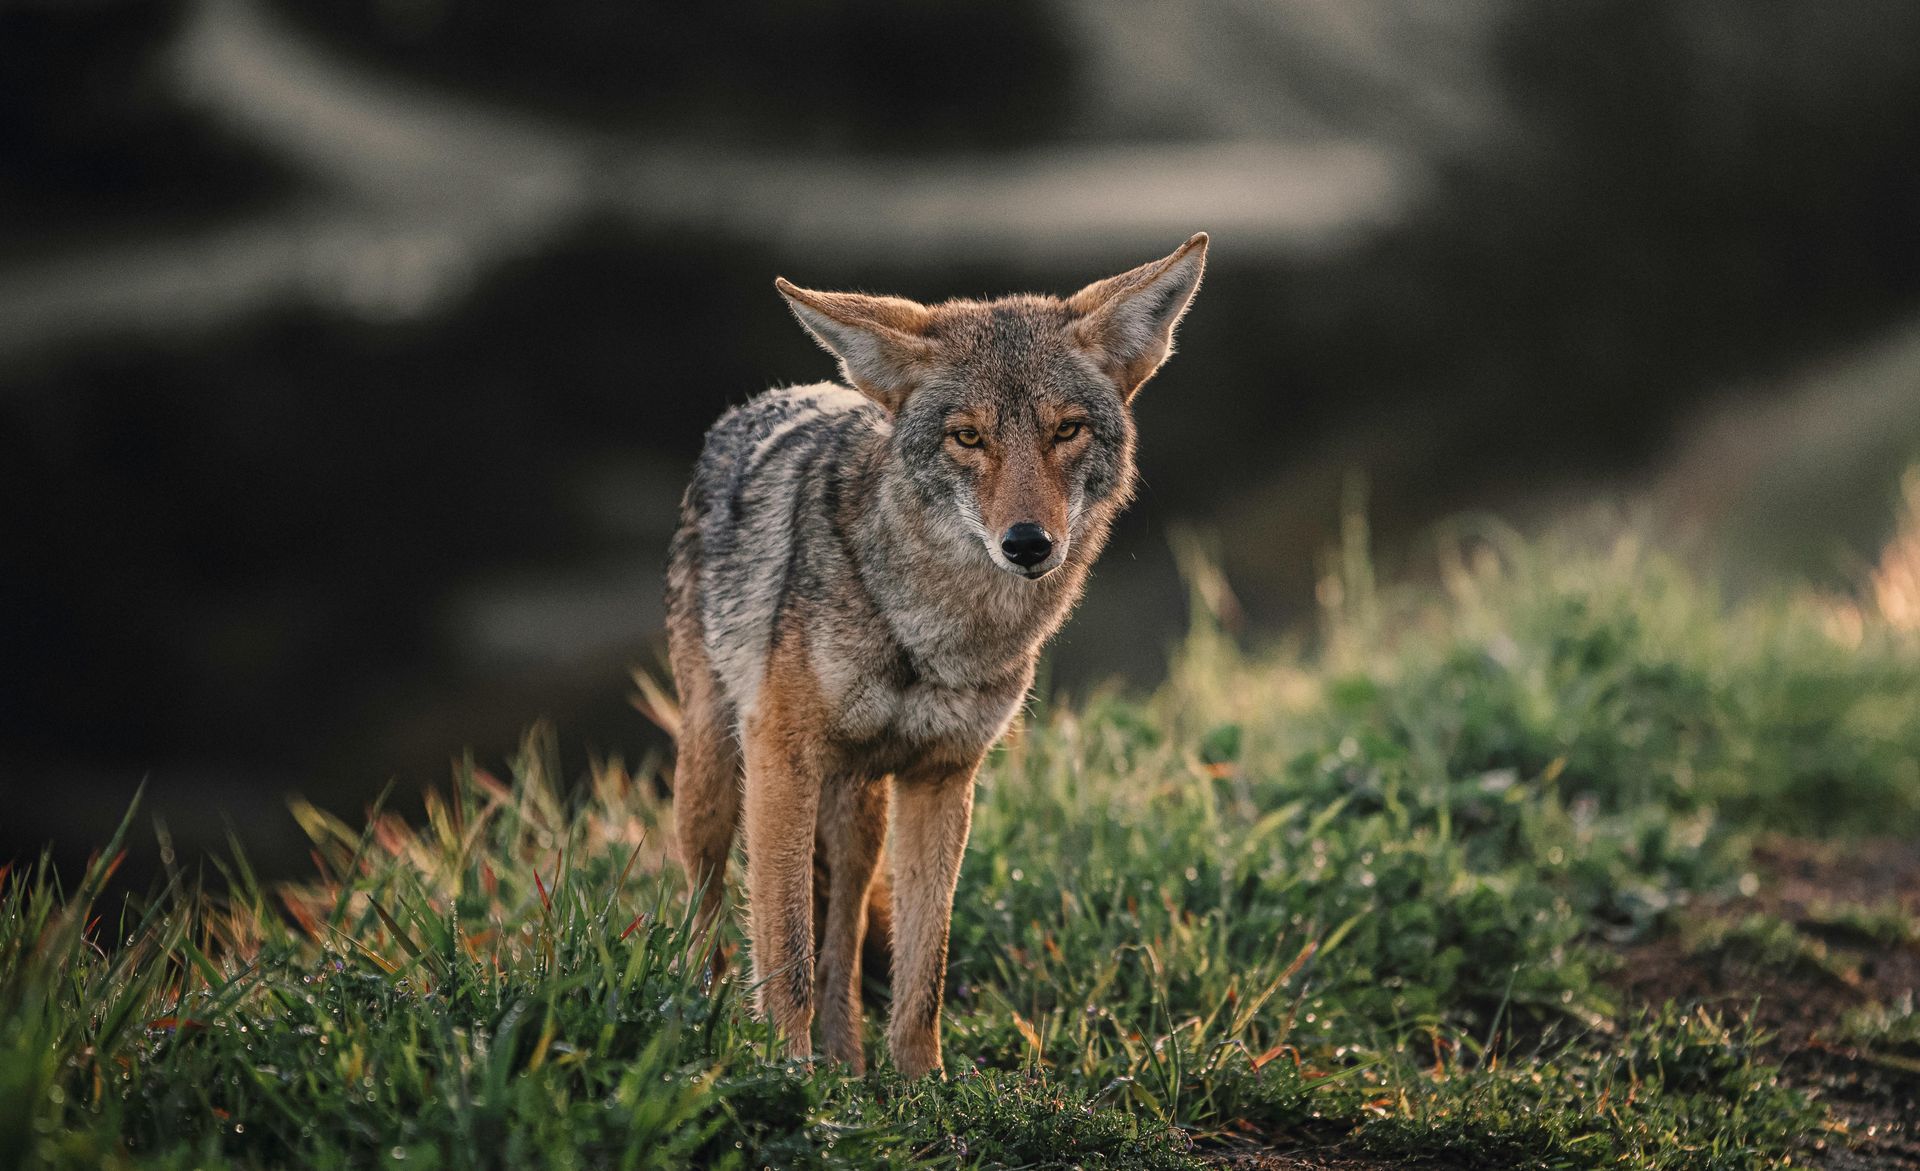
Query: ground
[[1618, 838, 1920, 1171], [4, 518, 1919, 1170], [1217, 837, 1920, 1171]]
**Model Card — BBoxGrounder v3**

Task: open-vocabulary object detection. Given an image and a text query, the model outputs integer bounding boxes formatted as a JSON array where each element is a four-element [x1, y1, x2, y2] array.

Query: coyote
[[666, 234, 1208, 1077]]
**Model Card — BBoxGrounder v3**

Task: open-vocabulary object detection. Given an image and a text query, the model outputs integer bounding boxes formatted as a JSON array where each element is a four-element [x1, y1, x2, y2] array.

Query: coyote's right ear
[[775, 280, 935, 412]]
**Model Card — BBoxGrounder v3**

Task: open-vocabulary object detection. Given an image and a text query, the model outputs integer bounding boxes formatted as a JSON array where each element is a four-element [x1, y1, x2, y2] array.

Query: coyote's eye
[[1053, 420, 1085, 442], [950, 428, 984, 448]]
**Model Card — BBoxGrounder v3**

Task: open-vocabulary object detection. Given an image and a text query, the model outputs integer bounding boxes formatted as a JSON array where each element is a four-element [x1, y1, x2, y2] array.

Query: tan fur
[[1067, 232, 1208, 397], [668, 235, 1208, 1078], [770, 280, 935, 411], [666, 574, 740, 970], [883, 755, 980, 1076], [739, 629, 833, 1057], [948, 403, 1086, 546], [728, 625, 990, 1073], [811, 774, 888, 1068]]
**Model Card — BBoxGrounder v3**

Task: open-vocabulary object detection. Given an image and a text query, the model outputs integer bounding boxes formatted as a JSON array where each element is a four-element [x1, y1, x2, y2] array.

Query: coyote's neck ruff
[[666, 234, 1207, 1079]]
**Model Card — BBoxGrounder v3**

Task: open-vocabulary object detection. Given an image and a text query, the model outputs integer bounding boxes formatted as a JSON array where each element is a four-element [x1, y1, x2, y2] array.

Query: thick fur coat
[[666, 234, 1208, 1077]]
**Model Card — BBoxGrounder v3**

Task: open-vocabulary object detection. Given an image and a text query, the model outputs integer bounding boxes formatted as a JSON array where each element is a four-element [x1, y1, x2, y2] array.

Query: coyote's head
[[776, 234, 1207, 580]]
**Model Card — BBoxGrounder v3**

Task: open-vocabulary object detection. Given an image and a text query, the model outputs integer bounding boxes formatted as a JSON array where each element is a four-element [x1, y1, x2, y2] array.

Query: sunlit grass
[[1871, 467, 1920, 632], [5, 497, 1919, 1169]]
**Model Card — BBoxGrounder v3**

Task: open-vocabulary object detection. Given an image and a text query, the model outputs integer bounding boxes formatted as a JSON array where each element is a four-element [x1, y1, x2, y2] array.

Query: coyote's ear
[[775, 279, 935, 412], [1067, 233, 1208, 400]]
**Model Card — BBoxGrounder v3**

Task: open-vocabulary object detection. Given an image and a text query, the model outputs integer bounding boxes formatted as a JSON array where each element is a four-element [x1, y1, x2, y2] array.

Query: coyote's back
[[667, 382, 883, 716]]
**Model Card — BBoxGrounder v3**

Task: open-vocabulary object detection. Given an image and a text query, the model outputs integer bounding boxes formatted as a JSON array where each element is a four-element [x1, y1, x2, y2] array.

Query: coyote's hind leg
[[668, 602, 742, 973]]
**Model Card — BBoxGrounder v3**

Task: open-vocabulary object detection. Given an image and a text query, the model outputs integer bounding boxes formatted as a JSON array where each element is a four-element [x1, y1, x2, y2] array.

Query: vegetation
[[5, 502, 1920, 1169]]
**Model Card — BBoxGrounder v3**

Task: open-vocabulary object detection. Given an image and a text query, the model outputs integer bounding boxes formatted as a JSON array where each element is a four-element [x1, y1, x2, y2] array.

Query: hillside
[[7, 497, 1920, 1169]]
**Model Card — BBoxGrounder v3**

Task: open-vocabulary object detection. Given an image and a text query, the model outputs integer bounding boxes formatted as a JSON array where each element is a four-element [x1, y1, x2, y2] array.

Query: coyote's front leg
[[815, 776, 889, 1070], [742, 708, 825, 1060], [886, 757, 981, 1078]]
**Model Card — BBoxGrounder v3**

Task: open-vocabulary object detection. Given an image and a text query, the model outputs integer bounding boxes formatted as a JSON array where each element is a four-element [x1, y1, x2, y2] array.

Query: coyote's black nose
[[1001, 523, 1054, 568]]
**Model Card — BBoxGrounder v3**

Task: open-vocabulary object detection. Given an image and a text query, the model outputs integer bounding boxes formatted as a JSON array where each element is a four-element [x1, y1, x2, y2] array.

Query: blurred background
[[6, 0, 1920, 880]]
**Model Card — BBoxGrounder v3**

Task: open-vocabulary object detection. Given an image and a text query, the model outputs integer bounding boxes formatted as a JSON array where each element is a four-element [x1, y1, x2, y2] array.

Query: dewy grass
[[5, 512, 1919, 1169]]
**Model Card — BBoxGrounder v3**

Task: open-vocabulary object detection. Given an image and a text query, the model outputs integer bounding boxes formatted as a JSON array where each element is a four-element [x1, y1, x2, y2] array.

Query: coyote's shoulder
[[670, 381, 884, 714], [666, 234, 1208, 1080]]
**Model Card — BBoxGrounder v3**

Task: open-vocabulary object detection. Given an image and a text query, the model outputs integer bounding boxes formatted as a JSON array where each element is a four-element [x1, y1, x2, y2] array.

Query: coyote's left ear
[[1067, 232, 1208, 400], [775, 279, 935, 412]]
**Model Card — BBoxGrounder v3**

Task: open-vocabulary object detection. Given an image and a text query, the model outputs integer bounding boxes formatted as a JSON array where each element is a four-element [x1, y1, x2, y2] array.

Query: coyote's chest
[[811, 592, 1049, 769], [836, 667, 1025, 762]]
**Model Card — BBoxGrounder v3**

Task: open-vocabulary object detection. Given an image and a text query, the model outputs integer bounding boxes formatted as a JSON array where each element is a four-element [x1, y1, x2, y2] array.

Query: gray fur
[[666, 241, 1205, 1074], [670, 315, 1131, 758]]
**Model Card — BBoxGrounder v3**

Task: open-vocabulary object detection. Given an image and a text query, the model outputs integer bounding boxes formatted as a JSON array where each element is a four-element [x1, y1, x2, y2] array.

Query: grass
[[1839, 996, 1920, 1061], [5, 500, 1920, 1170]]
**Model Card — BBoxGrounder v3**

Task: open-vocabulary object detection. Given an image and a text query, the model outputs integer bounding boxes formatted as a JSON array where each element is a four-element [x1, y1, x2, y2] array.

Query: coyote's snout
[[666, 234, 1208, 1078]]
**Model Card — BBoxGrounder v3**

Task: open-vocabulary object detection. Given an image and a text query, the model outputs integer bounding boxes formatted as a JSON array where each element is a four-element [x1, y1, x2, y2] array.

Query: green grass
[[1838, 995, 1920, 1061], [5, 516, 1919, 1169], [1683, 912, 1858, 987]]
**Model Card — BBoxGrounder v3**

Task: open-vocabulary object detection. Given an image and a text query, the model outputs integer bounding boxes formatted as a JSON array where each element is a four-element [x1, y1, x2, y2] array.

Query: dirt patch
[[1615, 837, 1920, 1170], [1207, 1150, 1393, 1170]]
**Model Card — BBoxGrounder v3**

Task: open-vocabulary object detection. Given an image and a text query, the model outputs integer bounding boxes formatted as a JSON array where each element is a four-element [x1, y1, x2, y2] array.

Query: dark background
[[6, 0, 1920, 880]]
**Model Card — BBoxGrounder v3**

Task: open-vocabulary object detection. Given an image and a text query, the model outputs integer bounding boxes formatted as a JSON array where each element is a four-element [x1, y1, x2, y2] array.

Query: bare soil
[[1615, 837, 1920, 1170], [1212, 837, 1920, 1170], [1209, 1150, 1392, 1170]]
